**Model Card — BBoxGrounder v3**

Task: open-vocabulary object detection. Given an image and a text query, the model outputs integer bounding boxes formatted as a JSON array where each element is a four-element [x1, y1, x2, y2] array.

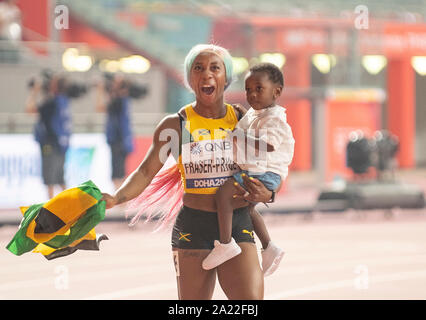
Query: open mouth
[[201, 85, 215, 95]]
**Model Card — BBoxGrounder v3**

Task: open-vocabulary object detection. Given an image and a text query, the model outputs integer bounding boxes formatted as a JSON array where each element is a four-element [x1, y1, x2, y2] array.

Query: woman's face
[[189, 51, 227, 105]]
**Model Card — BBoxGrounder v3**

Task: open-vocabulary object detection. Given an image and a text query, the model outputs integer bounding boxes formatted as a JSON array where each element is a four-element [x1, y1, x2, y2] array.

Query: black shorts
[[171, 205, 255, 250], [110, 143, 128, 179], [41, 144, 65, 186]]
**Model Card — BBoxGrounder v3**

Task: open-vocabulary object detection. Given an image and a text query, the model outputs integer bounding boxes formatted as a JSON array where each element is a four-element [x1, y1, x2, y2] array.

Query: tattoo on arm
[[116, 194, 128, 205]]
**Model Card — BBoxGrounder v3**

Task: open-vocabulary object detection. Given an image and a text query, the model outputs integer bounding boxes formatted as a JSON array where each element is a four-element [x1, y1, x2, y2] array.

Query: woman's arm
[[102, 114, 181, 208], [25, 82, 41, 113], [95, 82, 107, 112]]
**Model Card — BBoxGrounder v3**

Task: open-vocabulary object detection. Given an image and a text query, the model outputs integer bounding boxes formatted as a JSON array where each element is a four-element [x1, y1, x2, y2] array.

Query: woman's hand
[[232, 103, 248, 117], [101, 193, 118, 209], [233, 174, 273, 203]]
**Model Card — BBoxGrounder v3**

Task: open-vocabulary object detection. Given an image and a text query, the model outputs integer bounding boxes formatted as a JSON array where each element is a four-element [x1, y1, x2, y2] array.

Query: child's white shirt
[[234, 105, 295, 180]]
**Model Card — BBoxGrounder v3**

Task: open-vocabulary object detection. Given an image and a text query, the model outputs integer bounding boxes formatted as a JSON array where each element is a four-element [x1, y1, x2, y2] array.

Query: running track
[[1, 209, 426, 300]]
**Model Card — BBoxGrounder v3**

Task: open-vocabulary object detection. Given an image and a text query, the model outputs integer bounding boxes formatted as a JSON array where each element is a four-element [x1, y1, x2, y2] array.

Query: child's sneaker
[[202, 238, 242, 270], [262, 242, 285, 277]]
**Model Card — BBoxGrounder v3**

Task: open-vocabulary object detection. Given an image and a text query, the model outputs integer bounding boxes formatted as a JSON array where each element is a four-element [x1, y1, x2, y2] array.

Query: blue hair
[[183, 44, 234, 91]]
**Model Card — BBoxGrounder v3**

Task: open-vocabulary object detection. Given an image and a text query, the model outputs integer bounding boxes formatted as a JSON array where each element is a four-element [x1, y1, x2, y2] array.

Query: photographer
[[26, 72, 71, 199], [96, 74, 135, 190]]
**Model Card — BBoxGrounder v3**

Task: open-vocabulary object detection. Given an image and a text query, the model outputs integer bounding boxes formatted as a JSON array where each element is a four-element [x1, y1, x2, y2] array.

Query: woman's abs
[[182, 192, 248, 212]]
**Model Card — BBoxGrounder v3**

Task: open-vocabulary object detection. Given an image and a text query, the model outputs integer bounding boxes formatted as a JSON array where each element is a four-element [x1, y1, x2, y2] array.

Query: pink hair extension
[[126, 159, 183, 231]]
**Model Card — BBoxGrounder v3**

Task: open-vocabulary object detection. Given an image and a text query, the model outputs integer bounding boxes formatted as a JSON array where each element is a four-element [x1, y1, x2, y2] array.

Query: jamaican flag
[[6, 180, 108, 260]]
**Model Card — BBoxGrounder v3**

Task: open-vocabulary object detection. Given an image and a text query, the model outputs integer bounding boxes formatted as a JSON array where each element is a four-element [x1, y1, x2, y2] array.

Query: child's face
[[189, 51, 227, 105], [245, 71, 282, 110]]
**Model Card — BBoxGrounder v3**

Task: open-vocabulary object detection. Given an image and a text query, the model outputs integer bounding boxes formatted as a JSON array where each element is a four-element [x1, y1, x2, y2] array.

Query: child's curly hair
[[250, 62, 284, 87]]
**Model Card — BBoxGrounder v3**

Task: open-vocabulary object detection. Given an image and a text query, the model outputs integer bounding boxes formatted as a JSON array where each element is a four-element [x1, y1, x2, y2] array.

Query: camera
[[346, 130, 399, 177], [103, 73, 148, 99], [66, 82, 88, 98], [346, 130, 373, 174], [27, 70, 53, 94], [28, 69, 88, 99]]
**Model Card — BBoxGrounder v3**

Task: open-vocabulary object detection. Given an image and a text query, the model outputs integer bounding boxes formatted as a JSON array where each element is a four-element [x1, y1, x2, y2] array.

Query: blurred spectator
[[26, 73, 72, 199], [0, 0, 21, 63], [96, 74, 134, 190]]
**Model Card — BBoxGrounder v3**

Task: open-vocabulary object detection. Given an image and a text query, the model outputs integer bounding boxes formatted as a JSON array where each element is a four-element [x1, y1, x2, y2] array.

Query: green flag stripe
[[6, 203, 43, 255], [6, 180, 106, 257], [78, 180, 102, 201]]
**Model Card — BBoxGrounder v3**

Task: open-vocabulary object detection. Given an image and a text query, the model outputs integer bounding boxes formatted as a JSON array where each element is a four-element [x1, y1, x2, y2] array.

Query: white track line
[[2, 253, 426, 295], [266, 269, 426, 299], [0, 264, 173, 292], [271, 253, 426, 276], [86, 282, 177, 300]]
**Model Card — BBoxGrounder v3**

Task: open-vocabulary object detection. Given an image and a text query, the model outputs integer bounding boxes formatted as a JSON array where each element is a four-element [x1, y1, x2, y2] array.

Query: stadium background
[[0, 0, 425, 300]]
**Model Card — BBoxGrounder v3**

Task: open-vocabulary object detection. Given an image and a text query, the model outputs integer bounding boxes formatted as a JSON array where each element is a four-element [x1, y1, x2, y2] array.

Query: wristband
[[267, 191, 275, 203]]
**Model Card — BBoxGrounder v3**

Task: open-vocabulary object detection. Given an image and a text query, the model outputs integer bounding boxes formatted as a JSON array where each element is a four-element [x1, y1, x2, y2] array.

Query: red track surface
[[1, 209, 426, 300]]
